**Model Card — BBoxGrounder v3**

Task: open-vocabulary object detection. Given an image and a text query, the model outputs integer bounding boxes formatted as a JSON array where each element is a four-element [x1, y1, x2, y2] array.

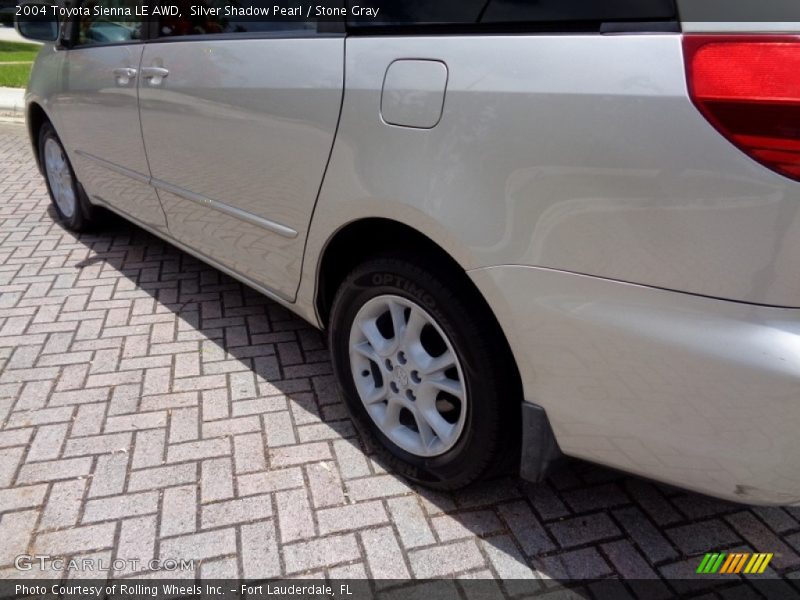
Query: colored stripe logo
[[697, 553, 773, 574]]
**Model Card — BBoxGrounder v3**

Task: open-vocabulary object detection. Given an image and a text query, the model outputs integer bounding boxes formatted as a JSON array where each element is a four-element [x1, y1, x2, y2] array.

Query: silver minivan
[[17, 0, 800, 504]]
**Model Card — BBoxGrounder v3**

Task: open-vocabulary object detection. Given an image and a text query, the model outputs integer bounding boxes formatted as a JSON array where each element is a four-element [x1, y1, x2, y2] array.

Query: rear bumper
[[470, 265, 800, 505]]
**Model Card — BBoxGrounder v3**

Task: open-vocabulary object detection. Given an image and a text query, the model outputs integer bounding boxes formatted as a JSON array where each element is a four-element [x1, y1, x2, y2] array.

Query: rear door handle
[[112, 67, 137, 85], [141, 66, 169, 86]]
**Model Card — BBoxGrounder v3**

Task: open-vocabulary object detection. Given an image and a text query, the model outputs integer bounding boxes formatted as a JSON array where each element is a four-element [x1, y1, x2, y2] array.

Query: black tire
[[328, 255, 519, 490], [38, 122, 97, 232]]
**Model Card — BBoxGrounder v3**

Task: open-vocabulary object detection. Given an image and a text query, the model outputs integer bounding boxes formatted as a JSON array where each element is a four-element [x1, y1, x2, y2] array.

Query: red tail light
[[683, 35, 800, 182]]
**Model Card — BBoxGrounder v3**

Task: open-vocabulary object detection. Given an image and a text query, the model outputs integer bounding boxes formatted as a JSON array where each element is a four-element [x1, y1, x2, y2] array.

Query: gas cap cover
[[381, 60, 449, 129]]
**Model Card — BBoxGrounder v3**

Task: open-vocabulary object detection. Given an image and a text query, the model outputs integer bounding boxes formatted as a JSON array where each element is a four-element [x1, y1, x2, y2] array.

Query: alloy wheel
[[348, 294, 468, 458]]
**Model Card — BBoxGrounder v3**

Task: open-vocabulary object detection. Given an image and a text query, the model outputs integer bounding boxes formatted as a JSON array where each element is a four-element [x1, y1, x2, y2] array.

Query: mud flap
[[519, 403, 563, 482]]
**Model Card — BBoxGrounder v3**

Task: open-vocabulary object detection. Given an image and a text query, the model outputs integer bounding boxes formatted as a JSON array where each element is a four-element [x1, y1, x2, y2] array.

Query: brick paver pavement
[[1, 121, 800, 593]]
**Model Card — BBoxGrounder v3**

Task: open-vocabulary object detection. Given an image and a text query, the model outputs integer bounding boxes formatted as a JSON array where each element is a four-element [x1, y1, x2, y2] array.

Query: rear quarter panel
[[302, 33, 800, 311]]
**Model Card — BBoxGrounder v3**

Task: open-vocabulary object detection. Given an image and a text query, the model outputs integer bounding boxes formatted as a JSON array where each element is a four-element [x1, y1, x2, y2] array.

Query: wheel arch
[[316, 217, 527, 479], [26, 102, 50, 174], [314, 216, 524, 398], [316, 218, 463, 324]]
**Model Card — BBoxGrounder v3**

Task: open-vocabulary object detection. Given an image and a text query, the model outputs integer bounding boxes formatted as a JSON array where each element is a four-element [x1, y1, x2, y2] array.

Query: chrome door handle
[[112, 67, 137, 85], [141, 66, 169, 86]]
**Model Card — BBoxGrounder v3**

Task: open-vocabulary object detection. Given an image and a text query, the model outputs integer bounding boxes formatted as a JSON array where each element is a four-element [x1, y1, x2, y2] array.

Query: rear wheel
[[329, 256, 518, 490], [39, 122, 97, 232]]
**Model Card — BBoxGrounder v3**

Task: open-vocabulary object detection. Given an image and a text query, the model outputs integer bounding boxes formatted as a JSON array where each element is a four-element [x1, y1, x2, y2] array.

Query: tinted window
[[354, 1, 484, 26], [347, 0, 676, 29], [485, 0, 675, 23], [677, 0, 800, 22], [74, 0, 143, 46], [157, 0, 316, 37]]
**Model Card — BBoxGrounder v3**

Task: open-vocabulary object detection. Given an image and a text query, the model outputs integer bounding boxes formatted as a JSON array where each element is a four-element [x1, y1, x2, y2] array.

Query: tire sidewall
[[329, 259, 504, 488]]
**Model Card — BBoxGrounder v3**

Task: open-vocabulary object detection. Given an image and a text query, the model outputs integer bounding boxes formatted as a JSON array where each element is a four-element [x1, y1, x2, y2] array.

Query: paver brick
[[276, 489, 315, 542], [602, 540, 660, 580], [263, 411, 297, 447], [0, 484, 48, 512], [63, 432, 132, 457], [140, 392, 198, 412], [547, 512, 621, 548], [241, 520, 281, 578], [201, 457, 234, 503], [535, 548, 614, 580], [345, 475, 412, 501], [201, 494, 272, 529], [482, 536, 539, 581], [665, 519, 740, 556], [433, 510, 504, 542], [231, 396, 286, 417], [202, 416, 261, 439], [115, 515, 157, 576], [128, 464, 197, 492], [33, 522, 116, 556], [361, 526, 411, 579], [0, 509, 40, 566], [16, 456, 92, 484], [159, 528, 237, 562], [269, 442, 331, 467], [282, 534, 361, 574], [298, 421, 356, 443], [89, 452, 130, 498], [233, 432, 267, 474], [83, 491, 159, 522], [0, 428, 33, 448], [131, 428, 166, 469], [39, 479, 86, 530], [497, 501, 556, 556], [169, 407, 199, 443], [387, 496, 437, 549], [613, 506, 679, 564], [408, 540, 486, 578], [167, 438, 230, 463], [26, 423, 68, 462], [725, 511, 800, 569], [317, 500, 388, 535], [201, 557, 239, 579], [6, 406, 74, 429], [105, 411, 167, 433], [161, 485, 197, 537], [71, 403, 107, 437], [306, 462, 345, 508], [15, 380, 52, 410], [48, 388, 109, 407], [237, 468, 304, 496]]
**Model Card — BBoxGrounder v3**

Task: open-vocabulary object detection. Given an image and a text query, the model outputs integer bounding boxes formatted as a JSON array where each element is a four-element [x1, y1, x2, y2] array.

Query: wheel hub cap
[[349, 295, 468, 458], [395, 367, 410, 388]]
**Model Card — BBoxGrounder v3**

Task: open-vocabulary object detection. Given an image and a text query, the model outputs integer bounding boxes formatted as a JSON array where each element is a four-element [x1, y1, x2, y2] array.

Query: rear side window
[[483, 0, 676, 23], [677, 0, 800, 23], [347, 0, 676, 30]]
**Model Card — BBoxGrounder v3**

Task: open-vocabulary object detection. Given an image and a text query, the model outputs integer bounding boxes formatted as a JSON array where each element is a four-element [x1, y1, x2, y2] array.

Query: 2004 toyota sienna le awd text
[[15, 0, 800, 505]]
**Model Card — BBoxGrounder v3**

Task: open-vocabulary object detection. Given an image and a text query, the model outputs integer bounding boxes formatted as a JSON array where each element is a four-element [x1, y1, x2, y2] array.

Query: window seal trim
[[146, 30, 344, 43], [345, 19, 680, 36]]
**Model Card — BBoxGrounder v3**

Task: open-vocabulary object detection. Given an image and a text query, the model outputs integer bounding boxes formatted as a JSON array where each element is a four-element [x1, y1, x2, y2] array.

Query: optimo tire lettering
[[370, 273, 436, 307]]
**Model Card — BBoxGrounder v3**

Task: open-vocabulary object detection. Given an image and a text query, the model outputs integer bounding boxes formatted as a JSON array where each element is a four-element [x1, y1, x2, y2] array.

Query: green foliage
[[0, 63, 33, 88], [0, 41, 39, 87], [0, 41, 41, 62]]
